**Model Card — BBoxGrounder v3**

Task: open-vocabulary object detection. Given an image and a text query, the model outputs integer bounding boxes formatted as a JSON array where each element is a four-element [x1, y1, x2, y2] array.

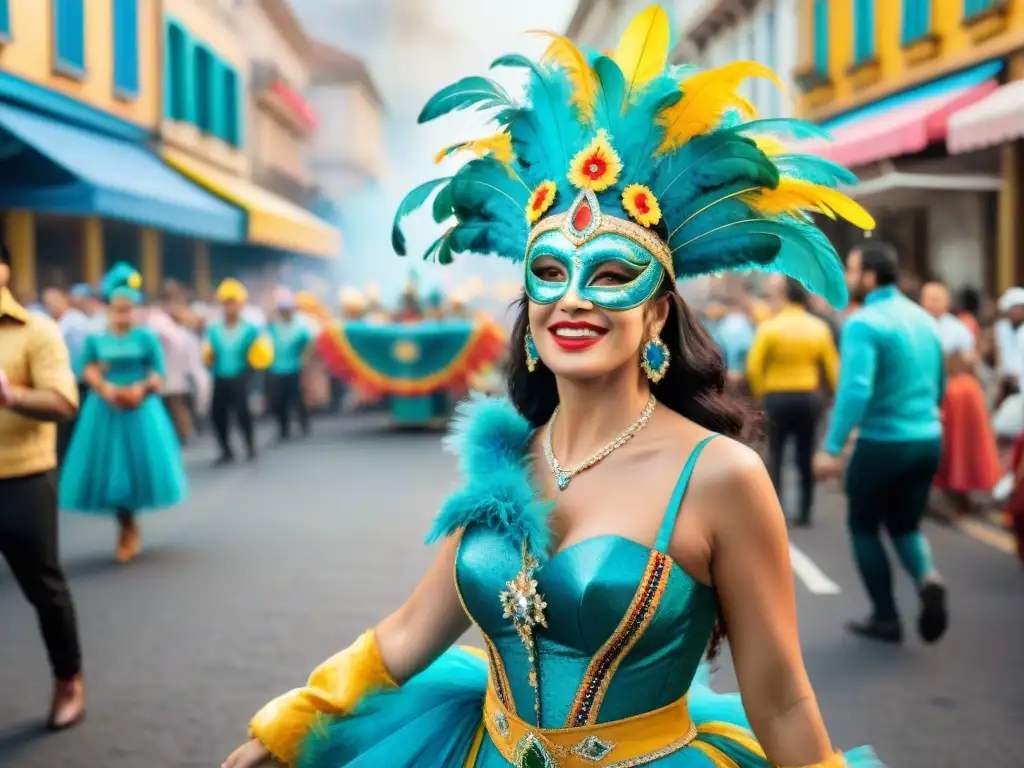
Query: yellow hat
[[338, 286, 366, 310], [216, 278, 248, 304], [295, 290, 320, 312]]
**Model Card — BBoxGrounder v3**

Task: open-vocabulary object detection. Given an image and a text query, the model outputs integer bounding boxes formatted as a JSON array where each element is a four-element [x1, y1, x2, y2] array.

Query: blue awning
[[0, 101, 244, 242]]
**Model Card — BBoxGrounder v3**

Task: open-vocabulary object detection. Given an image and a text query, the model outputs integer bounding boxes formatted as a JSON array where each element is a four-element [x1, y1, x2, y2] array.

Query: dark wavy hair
[[506, 278, 757, 658]]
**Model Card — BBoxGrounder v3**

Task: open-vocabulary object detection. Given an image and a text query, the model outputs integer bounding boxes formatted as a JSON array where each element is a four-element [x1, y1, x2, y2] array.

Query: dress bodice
[[83, 328, 164, 386], [454, 436, 719, 730]]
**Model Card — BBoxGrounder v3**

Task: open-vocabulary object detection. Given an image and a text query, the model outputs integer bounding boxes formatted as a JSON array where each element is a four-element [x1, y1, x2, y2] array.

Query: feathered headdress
[[391, 5, 873, 308], [101, 262, 143, 303]]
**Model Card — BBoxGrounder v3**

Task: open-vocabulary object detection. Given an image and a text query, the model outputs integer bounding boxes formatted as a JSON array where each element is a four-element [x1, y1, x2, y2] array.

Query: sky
[[293, 0, 578, 305]]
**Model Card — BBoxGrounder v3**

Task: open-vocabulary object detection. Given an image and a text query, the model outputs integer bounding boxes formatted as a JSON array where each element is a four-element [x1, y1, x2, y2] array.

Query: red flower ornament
[[568, 130, 622, 192]]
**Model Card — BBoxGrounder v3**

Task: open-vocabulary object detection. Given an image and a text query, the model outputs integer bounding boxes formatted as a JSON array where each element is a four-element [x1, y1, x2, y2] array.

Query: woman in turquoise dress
[[59, 263, 188, 562], [224, 8, 882, 768]]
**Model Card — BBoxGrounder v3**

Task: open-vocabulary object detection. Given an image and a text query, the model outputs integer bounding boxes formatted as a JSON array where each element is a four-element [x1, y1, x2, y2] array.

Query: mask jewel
[[544, 393, 657, 490], [525, 327, 539, 373], [566, 189, 601, 241], [641, 337, 671, 383]]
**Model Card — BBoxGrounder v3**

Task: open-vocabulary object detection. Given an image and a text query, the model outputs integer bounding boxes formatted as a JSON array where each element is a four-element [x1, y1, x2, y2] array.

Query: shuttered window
[[113, 0, 139, 97], [0, 0, 11, 40], [165, 21, 190, 120], [53, 0, 86, 77], [194, 45, 214, 133], [965, 0, 999, 18], [812, 0, 829, 75], [222, 67, 242, 147], [853, 0, 875, 64], [902, 0, 931, 44]]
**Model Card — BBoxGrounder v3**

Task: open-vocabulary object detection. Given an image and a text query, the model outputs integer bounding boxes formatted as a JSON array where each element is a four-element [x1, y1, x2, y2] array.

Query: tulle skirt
[[59, 392, 188, 513], [934, 373, 1002, 494], [297, 648, 882, 768]]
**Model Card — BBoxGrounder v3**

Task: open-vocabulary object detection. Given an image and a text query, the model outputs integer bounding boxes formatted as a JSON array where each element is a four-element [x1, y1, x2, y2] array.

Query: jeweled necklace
[[544, 393, 657, 490]]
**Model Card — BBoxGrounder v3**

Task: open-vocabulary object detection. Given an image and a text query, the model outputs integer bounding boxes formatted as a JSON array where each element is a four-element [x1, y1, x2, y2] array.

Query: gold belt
[[482, 686, 697, 767]]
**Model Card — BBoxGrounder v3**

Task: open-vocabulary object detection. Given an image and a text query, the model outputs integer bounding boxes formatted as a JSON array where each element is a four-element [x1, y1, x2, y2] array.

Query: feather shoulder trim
[[427, 393, 553, 557]]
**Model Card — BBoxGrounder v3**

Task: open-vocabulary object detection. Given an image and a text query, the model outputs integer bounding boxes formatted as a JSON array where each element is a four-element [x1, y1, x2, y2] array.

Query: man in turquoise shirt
[[267, 294, 315, 440], [815, 242, 947, 646], [204, 279, 272, 464]]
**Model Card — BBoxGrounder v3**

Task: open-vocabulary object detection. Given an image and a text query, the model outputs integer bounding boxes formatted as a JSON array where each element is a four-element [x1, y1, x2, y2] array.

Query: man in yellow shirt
[[0, 246, 85, 730], [747, 278, 840, 526]]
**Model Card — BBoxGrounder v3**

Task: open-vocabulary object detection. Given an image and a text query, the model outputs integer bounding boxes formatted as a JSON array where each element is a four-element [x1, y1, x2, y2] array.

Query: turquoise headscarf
[[101, 262, 143, 304]]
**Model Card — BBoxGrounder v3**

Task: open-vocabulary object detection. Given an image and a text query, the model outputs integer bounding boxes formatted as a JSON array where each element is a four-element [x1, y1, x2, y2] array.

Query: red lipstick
[[548, 321, 608, 352]]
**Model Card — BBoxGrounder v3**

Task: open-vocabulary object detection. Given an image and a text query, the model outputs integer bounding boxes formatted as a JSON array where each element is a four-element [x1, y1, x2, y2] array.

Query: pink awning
[[947, 80, 1024, 154], [798, 79, 998, 168]]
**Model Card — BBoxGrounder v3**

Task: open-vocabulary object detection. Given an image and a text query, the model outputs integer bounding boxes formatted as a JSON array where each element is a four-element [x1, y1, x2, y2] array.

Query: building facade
[[0, 0, 244, 300], [306, 38, 384, 201], [239, 0, 317, 205], [794, 0, 1024, 294], [159, 0, 340, 298], [685, 0, 800, 120]]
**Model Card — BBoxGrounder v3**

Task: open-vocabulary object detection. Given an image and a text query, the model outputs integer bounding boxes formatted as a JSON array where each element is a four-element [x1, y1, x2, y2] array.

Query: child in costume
[[225, 7, 881, 768], [203, 279, 274, 464], [59, 263, 188, 563]]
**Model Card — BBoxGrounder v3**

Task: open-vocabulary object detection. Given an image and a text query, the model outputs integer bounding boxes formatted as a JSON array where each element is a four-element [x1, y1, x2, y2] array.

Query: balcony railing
[[252, 60, 319, 135]]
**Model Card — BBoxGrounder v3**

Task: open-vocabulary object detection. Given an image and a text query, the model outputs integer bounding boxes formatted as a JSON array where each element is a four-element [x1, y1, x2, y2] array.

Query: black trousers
[[212, 375, 254, 458], [269, 372, 309, 439], [764, 391, 822, 523], [56, 382, 89, 465], [0, 471, 82, 680]]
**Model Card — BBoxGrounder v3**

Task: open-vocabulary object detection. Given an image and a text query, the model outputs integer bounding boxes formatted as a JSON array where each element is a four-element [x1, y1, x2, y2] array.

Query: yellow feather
[[434, 132, 515, 167], [753, 136, 787, 157], [742, 178, 876, 231], [531, 31, 599, 123], [613, 5, 671, 98], [656, 61, 783, 155]]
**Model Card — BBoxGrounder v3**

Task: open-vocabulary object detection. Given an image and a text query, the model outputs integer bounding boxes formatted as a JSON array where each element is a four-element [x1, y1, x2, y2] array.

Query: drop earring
[[525, 327, 539, 373], [640, 337, 670, 383]]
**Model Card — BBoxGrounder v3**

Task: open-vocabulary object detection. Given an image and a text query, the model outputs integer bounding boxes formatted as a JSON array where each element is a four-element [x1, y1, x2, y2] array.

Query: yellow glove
[[247, 334, 274, 370], [249, 630, 397, 766], [779, 753, 846, 768], [201, 341, 214, 368]]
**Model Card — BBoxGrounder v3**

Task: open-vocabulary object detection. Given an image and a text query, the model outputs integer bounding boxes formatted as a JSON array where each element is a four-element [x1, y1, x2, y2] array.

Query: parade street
[[1, 416, 1022, 768]]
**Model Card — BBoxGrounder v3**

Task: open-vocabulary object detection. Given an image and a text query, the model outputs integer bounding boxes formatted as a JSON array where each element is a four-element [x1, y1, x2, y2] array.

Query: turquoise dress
[[293, 396, 881, 768], [59, 327, 188, 514]]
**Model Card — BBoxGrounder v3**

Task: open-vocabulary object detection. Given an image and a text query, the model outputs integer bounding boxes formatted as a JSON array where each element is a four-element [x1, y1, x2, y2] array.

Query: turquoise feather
[[432, 183, 455, 224], [429, 393, 553, 558], [423, 231, 454, 265], [392, 178, 451, 256], [675, 218, 847, 309], [418, 76, 512, 124], [399, 34, 864, 308], [616, 75, 681, 179], [492, 55, 579, 184], [774, 155, 857, 187], [592, 55, 626, 141]]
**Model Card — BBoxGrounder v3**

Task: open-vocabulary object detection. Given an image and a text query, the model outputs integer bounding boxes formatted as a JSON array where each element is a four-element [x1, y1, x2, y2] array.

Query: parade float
[[316, 312, 505, 426], [315, 279, 506, 426]]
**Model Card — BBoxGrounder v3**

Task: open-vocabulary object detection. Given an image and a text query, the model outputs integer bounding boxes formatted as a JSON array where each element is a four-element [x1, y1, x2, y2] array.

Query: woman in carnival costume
[[224, 7, 881, 768], [59, 263, 188, 563]]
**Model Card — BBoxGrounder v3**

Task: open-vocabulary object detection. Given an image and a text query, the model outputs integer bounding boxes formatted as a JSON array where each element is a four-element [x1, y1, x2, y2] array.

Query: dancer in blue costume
[[224, 7, 883, 768], [59, 263, 187, 563]]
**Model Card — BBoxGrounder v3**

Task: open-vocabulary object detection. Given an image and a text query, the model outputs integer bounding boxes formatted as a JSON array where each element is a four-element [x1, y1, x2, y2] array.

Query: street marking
[[958, 518, 1017, 556], [789, 543, 842, 595]]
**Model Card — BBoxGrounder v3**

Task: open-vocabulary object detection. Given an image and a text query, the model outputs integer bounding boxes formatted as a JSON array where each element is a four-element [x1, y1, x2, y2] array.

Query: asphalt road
[[1, 414, 1022, 767]]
